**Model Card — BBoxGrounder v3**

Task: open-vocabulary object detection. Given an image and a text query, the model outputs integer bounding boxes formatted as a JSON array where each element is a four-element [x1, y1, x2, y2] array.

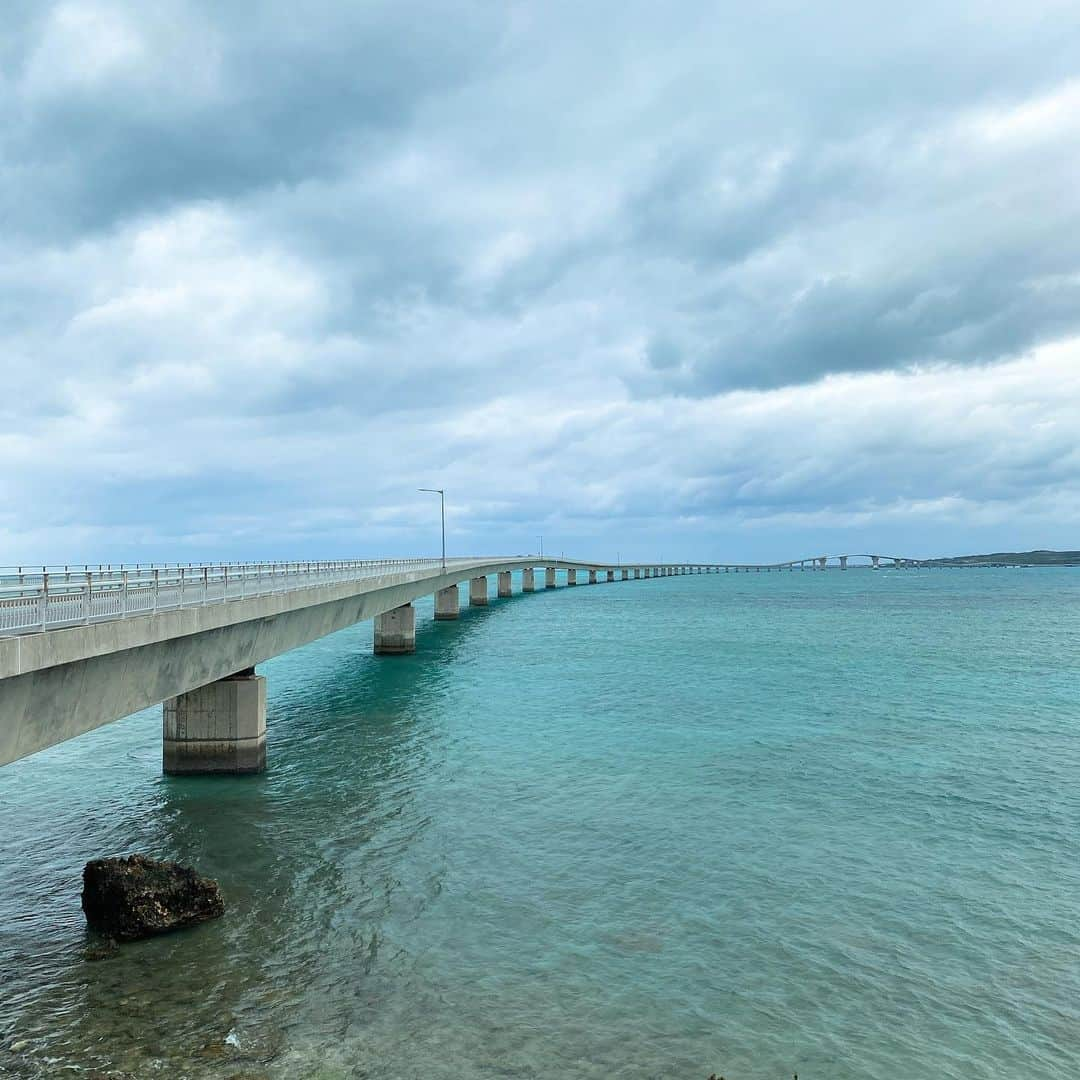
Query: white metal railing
[[0, 558, 489, 636]]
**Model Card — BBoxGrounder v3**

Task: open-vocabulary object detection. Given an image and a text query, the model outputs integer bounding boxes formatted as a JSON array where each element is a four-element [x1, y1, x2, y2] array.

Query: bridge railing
[[0, 558, 488, 635]]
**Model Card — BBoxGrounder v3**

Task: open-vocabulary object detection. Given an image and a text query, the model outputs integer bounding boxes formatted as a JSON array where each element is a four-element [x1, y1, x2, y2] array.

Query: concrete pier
[[872, 555, 880, 569], [546, 567, 556, 588], [163, 670, 267, 775], [434, 584, 460, 620], [568, 569, 578, 586], [622, 569, 629, 580], [498, 571, 513, 598], [589, 569, 597, 584], [607, 570, 615, 582], [634, 568, 640, 579], [523, 568, 536, 592], [470, 576, 489, 606], [374, 603, 416, 654], [840, 555, 848, 570]]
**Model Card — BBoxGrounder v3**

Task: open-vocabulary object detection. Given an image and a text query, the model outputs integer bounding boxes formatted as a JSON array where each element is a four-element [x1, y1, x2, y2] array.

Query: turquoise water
[[2, 568, 1080, 1078]]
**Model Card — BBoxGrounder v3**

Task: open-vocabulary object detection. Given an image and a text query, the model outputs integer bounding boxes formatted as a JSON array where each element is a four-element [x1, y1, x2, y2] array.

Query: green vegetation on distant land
[[924, 550, 1080, 567]]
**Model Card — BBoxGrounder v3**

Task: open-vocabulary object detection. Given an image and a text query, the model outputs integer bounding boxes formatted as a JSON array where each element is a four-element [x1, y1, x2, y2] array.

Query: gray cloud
[[2, 1, 1080, 562]]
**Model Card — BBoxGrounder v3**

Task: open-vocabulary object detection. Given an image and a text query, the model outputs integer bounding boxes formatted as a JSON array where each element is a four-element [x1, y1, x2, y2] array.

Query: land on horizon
[[921, 549, 1080, 566]]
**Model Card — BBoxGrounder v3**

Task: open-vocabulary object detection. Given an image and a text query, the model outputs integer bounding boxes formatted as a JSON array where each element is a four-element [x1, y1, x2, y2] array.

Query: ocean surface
[[2, 568, 1080, 1079]]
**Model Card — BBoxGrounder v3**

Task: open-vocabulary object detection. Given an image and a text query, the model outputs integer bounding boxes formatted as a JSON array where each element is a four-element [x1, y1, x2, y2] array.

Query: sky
[[2, 1, 1080, 565]]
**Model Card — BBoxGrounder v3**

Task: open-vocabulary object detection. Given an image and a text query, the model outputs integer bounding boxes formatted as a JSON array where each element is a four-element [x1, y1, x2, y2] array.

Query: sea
[[1, 567, 1079, 1079]]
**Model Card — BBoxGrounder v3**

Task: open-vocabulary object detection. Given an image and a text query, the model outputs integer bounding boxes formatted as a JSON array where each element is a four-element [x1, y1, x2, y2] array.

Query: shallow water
[[2, 568, 1080, 1078]]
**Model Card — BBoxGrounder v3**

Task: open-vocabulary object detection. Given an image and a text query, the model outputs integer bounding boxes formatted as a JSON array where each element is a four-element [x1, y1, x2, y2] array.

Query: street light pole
[[418, 488, 445, 571]]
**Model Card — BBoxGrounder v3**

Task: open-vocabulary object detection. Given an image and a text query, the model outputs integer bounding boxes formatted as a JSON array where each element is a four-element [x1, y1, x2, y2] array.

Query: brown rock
[[81, 855, 224, 941]]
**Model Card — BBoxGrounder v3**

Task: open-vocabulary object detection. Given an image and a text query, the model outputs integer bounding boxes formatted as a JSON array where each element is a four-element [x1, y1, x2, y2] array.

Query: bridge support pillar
[[498, 571, 513, 598], [163, 670, 266, 775], [546, 567, 557, 588], [840, 556, 848, 570], [374, 603, 416, 655], [435, 585, 460, 620], [470, 576, 489, 606], [818, 557, 827, 571], [607, 570, 615, 582], [568, 569, 578, 586], [621, 569, 628, 580], [872, 556, 880, 570], [589, 569, 597, 584], [523, 568, 536, 592]]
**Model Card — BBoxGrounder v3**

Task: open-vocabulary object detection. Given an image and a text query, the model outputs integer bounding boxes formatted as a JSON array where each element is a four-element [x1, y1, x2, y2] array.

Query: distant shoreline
[[919, 550, 1080, 567]]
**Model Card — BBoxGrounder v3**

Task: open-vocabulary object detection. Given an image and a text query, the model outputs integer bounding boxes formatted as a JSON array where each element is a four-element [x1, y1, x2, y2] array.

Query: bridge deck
[[0, 556, 636, 637]]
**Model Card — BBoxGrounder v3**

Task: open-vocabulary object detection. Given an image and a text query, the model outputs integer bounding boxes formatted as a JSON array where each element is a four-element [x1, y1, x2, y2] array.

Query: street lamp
[[418, 488, 445, 570]]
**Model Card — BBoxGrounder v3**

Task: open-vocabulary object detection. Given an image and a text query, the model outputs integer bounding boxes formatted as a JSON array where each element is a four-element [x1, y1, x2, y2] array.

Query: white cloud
[[2, 1, 1079, 564]]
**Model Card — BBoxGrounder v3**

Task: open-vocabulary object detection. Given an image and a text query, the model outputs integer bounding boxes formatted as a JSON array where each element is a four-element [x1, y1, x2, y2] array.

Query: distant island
[[922, 550, 1080, 567]]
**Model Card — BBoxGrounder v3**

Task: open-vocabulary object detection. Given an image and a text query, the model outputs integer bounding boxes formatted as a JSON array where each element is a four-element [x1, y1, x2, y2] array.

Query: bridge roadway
[[0, 556, 717, 775], [0, 552, 935, 775]]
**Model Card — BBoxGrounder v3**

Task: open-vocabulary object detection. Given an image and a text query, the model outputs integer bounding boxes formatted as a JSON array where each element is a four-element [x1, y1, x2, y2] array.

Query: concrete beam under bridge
[[435, 584, 460, 620], [163, 669, 266, 775], [470, 576, 489, 606], [374, 603, 416, 655]]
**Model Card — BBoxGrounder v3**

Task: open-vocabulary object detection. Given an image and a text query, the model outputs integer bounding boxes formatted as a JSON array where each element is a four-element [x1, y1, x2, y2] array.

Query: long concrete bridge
[[0, 552, 933, 777], [0, 557, 705, 775]]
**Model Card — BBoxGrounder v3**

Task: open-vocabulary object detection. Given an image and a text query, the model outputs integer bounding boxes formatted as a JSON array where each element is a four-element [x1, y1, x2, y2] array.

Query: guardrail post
[[153, 568, 159, 614], [121, 571, 128, 616], [84, 571, 91, 624], [40, 572, 49, 630]]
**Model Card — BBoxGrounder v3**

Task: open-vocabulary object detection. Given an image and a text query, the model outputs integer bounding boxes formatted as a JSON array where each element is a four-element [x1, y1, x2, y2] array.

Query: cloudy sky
[[3, 1, 1079, 565]]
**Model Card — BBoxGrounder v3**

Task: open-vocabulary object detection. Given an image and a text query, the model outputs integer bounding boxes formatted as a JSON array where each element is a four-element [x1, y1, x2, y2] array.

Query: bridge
[[0, 552, 933, 776]]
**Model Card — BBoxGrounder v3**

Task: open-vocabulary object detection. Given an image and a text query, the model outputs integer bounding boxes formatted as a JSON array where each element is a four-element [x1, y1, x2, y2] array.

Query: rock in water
[[81, 855, 225, 941]]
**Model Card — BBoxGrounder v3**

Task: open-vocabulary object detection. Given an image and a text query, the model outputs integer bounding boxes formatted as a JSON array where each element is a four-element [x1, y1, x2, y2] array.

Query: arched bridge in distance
[[0, 552, 936, 775]]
